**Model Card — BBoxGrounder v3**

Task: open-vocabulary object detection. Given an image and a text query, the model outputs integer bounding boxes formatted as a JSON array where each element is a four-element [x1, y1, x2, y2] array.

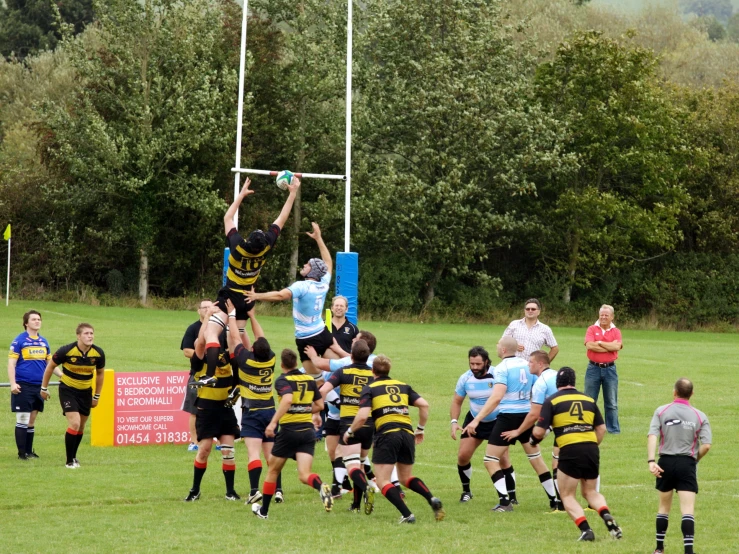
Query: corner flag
[[3, 224, 9, 241], [4, 223, 10, 306]]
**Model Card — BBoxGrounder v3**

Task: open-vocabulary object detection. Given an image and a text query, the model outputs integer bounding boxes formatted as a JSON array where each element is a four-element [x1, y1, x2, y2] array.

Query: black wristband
[[648, 459, 655, 463]]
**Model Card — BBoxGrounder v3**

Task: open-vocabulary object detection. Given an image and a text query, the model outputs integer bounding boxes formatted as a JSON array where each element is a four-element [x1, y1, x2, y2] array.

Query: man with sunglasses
[[502, 298, 558, 362]]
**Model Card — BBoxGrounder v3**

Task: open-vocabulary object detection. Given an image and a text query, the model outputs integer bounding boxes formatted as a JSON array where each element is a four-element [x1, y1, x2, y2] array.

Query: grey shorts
[[181, 375, 198, 415]]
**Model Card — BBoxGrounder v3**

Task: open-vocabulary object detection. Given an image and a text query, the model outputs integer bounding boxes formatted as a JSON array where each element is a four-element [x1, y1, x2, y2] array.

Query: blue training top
[[288, 272, 332, 339], [531, 368, 558, 405], [9, 331, 51, 385], [455, 370, 498, 422], [493, 356, 534, 414]]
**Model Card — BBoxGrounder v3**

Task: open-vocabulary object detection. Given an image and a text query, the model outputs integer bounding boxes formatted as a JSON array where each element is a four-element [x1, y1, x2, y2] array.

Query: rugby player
[[193, 176, 300, 387], [500, 350, 564, 511], [346, 355, 444, 523], [184, 307, 241, 501], [462, 337, 557, 511], [450, 346, 501, 502], [246, 222, 339, 376], [40, 323, 105, 468], [251, 349, 332, 519], [531, 367, 622, 542], [8, 310, 56, 459], [319, 339, 375, 513], [223, 300, 284, 504]]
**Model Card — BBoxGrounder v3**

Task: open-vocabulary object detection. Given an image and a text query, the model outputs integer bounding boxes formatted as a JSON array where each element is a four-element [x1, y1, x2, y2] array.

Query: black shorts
[[557, 443, 600, 480], [195, 407, 240, 442], [59, 383, 92, 416], [180, 376, 198, 415], [488, 413, 532, 446], [215, 286, 254, 321], [240, 407, 276, 443], [656, 455, 699, 494], [10, 382, 44, 413], [461, 411, 495, 440], [339, 422, 374, 450], [372, 431, 415, 465], [271, 426, 316, 459], [295, 328, 334, 362], [323, 417, 341, 437]]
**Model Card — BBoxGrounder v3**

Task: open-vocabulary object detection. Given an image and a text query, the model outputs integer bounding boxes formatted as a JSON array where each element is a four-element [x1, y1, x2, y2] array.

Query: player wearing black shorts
[[319, 340, 374, 513], [251, 349, 332, 519], [223, 302, 284, 504], [195, 176, 300, 387], [345, 355, 444, 524], [40, 323, 105, 468], [183, 310, 241, 502], [531, 367, 622, 542], [449, 346, 500, 502]]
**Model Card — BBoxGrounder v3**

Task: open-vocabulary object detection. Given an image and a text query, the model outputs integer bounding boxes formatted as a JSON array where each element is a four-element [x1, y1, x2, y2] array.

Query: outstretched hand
[[306, 222, 321, 241], [286, 176, 301, 195], [239, 177, 255, 198]]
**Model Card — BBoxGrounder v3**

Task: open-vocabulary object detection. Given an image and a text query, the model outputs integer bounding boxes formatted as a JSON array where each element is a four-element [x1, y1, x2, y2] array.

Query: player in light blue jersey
[[463, 337, 558, 512], [247, 222, 338, 376], [450, 346, 509, 502], [500, 350, 564, 512]]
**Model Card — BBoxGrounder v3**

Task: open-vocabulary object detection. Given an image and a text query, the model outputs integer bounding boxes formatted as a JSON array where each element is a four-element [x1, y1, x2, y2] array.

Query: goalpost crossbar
[[230, 167, 346, 181]]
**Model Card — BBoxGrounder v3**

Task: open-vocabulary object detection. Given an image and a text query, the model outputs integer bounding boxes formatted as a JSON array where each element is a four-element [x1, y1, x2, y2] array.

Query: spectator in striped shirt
[[502, 298, 559, 361]]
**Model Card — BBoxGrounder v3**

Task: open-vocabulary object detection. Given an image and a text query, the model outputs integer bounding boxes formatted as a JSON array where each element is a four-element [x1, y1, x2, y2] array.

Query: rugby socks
[[205, 343, 220, 378], [576, 516, 592, 532], [349, 467, 368, 507], [222, 463, 236, 494], [458, 462, 472, 492], [491, 470, 510, 505], [656, 513, 669, 551], [25, 426, 35, 454], [248, 460, 263, 494], [598, 506, 619, 533], [362, 457, 375, 480], [260, 481, 277, 515], [332, 457, 347, 488], [503, 466, 517, 502], [15, 423, 28, 456], [538, 471, 557, 501], [65, 428, 80, 464], [681, 514, 695, 554], [276, 472, 283, 492], [192, 460, 207, 493], [552, 467, 562, 501], [307, 473, 324, 491], [382, 483, 412, 518], [406, 477, 434, 503]]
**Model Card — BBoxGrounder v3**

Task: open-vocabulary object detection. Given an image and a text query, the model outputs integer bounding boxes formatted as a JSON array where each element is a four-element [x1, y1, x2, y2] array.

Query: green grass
[[1, 301, 738, 553]]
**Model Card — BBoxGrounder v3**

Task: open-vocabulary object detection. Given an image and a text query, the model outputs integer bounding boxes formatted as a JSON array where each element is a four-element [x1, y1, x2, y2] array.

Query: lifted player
[[193, 176, 300, 388]]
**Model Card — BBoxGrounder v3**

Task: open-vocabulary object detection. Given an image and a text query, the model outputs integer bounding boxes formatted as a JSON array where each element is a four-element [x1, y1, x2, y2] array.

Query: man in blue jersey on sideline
[[8, 310, 59, 460], [463, 337, 558, 512], [500, 350, 564, 512], [450, 346, 502, 503], [246, 222, 336, 377]]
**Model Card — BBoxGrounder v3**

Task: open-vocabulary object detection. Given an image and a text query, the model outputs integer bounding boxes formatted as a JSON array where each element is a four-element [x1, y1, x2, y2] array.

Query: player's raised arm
[[306, 222, 332, 276], [245, 288, 292, 304], [223, 177, 255, 234], [272, 177, 301, 230]]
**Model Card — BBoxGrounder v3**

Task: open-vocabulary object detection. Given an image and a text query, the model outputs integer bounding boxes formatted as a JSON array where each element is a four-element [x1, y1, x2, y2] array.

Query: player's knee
[[483, 455, 500, 464], [344, 454, 361, 467], [208, 315, 226, 330], [527, 451, 542, 461], [220, 445, 235, 461], [16, 412, 31, 426]]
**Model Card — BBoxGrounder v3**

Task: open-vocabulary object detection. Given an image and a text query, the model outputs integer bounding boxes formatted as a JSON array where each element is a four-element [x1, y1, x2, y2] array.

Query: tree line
[[1, 0, 738, 329]]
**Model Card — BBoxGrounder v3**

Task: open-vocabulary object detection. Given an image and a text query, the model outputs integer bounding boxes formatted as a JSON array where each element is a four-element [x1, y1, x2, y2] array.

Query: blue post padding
[[223, 248, 230, 287], [336, 252, 359, 325]]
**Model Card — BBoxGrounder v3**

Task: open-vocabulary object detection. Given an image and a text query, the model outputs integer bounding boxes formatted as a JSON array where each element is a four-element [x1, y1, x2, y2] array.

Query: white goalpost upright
[[229, 0, 359, 323]]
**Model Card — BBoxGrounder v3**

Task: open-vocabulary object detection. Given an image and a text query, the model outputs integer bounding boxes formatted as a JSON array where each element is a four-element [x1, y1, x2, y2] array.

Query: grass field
[[1, 301, 737, 553]]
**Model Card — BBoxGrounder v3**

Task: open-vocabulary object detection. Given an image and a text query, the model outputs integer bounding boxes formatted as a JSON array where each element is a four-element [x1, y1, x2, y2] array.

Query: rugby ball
[[275, 170, 294, 190]]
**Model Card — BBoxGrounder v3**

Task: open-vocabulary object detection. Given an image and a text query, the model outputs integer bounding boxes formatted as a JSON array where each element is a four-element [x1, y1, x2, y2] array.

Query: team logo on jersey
[[488, 383, 493, 388], [70, 358, 78, 363], [665, 419, 682, 426]]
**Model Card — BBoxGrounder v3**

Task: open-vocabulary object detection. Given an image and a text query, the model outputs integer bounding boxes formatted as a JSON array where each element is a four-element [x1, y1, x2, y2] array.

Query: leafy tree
[[680, 0, 733, 23], [354, 0, 573, 309], [0, 0, 94, 59], [534, 31, 689, 303], [37, 0, 238, 303]]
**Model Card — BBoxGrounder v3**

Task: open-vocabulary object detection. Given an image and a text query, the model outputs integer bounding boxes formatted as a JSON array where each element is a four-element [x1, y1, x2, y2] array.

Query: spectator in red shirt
[[584, 305, 623, 434]]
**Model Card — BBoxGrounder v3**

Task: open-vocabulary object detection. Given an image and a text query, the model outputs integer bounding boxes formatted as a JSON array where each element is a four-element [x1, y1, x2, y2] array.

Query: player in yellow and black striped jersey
[[345, 355, 445, 523], [40, 323, 105, 468], [196, 176, 300, 386], [251, 349, 333, 519], [319, 339, 375, 512], [223, 301, 281, 503], [184, 308, 241, 503], [531, 367, 622, 542]]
